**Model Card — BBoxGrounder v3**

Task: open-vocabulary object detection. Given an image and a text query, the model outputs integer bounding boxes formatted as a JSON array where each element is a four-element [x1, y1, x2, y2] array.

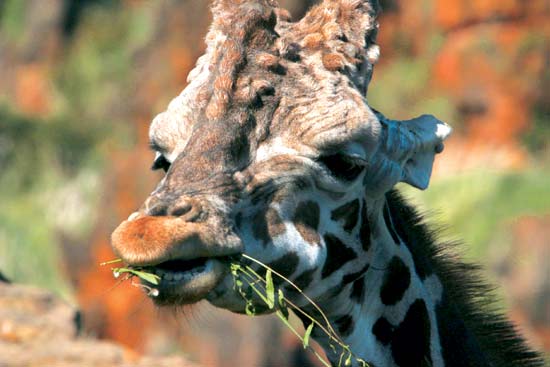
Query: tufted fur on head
[[202, 0, 282, 120], [177, 0, 381, 123], [292, 0, 381, 94]]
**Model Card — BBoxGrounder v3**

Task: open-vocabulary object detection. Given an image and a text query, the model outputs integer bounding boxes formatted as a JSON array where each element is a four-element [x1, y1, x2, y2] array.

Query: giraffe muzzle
[[111, 215, 243, 304]]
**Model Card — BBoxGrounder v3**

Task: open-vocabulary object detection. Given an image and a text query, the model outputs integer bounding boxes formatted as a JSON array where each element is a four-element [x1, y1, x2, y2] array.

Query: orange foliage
[[78, 237, 157, 349], [15, 64, 53, 116]]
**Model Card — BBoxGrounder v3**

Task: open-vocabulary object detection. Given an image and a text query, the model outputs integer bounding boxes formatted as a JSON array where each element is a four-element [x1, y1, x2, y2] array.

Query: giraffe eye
[[317, 153, 365, 181], [151, 154, 171, 173]]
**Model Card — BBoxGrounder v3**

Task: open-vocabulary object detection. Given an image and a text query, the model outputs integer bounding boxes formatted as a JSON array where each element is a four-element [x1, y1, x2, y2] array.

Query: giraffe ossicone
[[110, 1, 543, 366]]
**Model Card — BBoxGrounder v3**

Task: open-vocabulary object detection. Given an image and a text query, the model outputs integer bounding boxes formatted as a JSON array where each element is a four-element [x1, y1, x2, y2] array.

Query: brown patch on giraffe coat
[[372, 317, 394, 346], [322, 53, 346, 71], [280, 42, 301, 62], [335, 314, 354, 337], [255, 52, 286, 74], [331, 199, 360, 233], [342, 264, 370, 284], [302, 33, 324, 49], [293, 201, 321, 246], [266, 251, 300, 282], [256, 52, 280, 69], [295, 305, 325, 337], [290, 268, 316, 292], [350, 277, 365, 304], [341, 264, 369, 303], [380, 256, 411, 306], [391, 299, 432, 367], [360, 201, 371, 251], [251, 207, 285, 247], [321, 234, 358, 278]]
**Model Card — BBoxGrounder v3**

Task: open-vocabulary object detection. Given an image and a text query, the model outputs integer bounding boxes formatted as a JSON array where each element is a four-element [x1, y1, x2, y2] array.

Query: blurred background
[[0, 0, 548, 365]]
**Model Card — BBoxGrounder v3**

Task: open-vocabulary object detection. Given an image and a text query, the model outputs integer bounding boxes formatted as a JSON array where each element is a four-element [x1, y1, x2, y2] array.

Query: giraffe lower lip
[[141, 258, 227, 305]]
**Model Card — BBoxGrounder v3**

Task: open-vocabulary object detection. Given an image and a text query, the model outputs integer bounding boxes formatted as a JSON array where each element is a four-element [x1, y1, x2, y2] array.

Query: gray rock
[[0, 282, 197, 367]]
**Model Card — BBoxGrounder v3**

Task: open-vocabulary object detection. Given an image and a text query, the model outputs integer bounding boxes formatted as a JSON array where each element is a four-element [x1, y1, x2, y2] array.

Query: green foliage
[[523, 105, 550, 156], [369, 57, 456, 124], [0, 1, 156, 300], [0, 106, 107, 300], [112, 267, 160, 286], [401, 167, 550, 260], [303, 322, 314, 349], [231, 255, 370, 367], [0, 0, 26, 41]]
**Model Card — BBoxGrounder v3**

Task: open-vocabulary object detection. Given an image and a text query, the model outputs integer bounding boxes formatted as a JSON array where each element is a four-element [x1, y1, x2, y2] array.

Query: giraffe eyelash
[[316, 153, 366, 181], [151, 154, 171, 173]]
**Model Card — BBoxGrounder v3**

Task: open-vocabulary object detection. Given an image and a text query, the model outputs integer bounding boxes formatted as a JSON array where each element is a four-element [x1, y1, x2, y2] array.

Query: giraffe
[[110, 1, 544, 366]]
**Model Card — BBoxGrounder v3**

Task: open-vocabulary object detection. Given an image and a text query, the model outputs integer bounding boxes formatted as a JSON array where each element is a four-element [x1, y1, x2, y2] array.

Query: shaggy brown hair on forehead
[[192, 0, 381, 121], [199, 0, 281, 120]]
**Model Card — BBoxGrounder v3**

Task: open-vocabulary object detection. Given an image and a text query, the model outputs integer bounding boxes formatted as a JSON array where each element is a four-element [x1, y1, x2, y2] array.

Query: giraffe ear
[[296, 0, 381, 94], [364, 113, 452, 195]]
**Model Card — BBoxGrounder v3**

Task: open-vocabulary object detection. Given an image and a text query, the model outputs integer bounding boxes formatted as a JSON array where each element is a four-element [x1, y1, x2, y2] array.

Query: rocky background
[[0, 0, 548, 366], [0, 276, 197, 366]]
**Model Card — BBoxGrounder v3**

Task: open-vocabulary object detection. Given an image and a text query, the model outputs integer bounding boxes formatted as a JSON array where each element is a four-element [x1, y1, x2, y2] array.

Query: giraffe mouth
[[138, 256, 230, 305], [110, 215, 243, 305]]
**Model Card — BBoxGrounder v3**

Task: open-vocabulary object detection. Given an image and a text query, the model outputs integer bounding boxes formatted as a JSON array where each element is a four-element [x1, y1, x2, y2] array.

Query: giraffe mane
[[385, 190, 544, 367]]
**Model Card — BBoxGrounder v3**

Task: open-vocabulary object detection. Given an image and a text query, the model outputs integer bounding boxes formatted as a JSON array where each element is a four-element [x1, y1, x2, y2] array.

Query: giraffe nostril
[[148, 204, 168, 217], [170, 199, 204, 222], [171, 202, 193, 217]]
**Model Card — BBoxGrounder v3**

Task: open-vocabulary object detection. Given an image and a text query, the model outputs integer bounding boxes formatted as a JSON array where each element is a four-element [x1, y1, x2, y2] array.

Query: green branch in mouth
[[100, 255, 368, 366], [101, 258, 161, 296], [230, 254, 370, 367], [99, 258, 124, 266], [112, 267, 161, 285]]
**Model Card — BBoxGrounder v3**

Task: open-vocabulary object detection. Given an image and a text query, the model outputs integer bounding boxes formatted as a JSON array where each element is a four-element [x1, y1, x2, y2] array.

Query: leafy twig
[[232, 256, 369, 367]]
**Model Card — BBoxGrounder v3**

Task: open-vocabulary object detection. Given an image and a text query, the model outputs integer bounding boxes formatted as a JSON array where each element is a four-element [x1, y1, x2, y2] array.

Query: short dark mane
[[386, 189, 544, 367]]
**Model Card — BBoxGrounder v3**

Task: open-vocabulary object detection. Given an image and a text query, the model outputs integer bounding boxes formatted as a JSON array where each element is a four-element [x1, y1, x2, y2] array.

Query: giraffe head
[[111, 0, 451, 310]]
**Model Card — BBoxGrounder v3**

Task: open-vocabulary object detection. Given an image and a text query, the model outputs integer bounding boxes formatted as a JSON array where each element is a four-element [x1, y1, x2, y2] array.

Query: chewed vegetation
[[102, 255, 370, 367]]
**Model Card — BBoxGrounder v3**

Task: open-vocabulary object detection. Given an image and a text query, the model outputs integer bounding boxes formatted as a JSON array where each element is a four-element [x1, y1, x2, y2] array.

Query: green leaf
[[230, 263, 240, 276], [112, 267, 160, 285], [100, 258, 122, 266], [245, 301, 256, 316], [277, 289, 285, 304], [303, 322, 314, 349], [278, 289, 289, 319], [265, 269, 275, 309]]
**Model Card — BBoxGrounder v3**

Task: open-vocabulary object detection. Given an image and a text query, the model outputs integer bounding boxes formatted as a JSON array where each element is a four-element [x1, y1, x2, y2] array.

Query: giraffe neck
[[301, 195, 445, 366], [298, 191, 542, 367]]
